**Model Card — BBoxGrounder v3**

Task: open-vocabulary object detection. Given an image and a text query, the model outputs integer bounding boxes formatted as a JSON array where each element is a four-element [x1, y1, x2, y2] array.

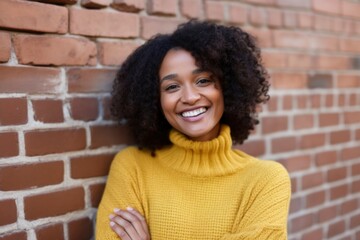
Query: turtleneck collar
[[157, 125, 249, 177]]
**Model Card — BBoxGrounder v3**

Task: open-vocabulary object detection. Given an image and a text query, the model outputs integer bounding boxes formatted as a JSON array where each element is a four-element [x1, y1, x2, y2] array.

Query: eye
[[196, 78, 212, 86], [164, 84, 179, 92]]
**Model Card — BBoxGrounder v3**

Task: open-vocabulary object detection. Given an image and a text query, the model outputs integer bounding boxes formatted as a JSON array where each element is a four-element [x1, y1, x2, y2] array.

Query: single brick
[[0, 98, 27, 126], [315, 150, 337, 166], [317, 205, 337, 223], [330, 184, 349, 200], [340, 38, 360, 53], [298, 12, 313, 29], [36, 223, 64, 240], [270, 72, 308, 89], [0, 32, 11, 62], [67, 68, 116, 93], [249, 8, 266, 27], [234, 139, 265, 157], [24, 187, 84, 220], [313, 0, 341, 15], [299, 133, 326, 149], [308, 74, 333, 88], [180, 0, 203, 19], [337, 74, 360, 88], [102, 97, 114, 120], [0, 66, 61, 94], [14, 34, 97, 66], [205, 1, 225, 21], [0, 132, 18, 158], [98, 41, 139, 66], [111, 0, 145, 12], [90, 125, 133, 148], [352, 56, 360, 69], [32, 99, 64, 123], [342, 1, 360, 19], [70, 8, 139, 38], [0, 199, 17, 226], [340, 198, 358, 215], [344, 111, 360, 124], [278, 155, 311, 173], [141, 16, 181, 40], [327, 220, 345, 238], [25, 128, 86, 156], [261, 116, 288, 134], [293, 114, 314, 130], [301, 172, 324, 190], [290, 213, 314, 233], [70, 154, 114, 179], [327, 166, 347, 182], [0, 161, 64, 191], [34, 0, 77, 4], [271, 136, 297, 154], [90, 183, 106, 207], [68, 218, 93, 240], [277, 0, 311, 9], [283, 11, 297, 28], [70, 97, 99, 121], [301, 228, 323, 240], [306, 190, 325, 207], [330, 130, 351, 144], [0, 231, 27, 240], [266, 8, 282, 28], [315, 55, 350, 70], [341, 146, 360, 161], [0, 0, 67, 33], [319, 112, 339, 127], [147, 0, 177, 16], [81, 0, 111, 8]]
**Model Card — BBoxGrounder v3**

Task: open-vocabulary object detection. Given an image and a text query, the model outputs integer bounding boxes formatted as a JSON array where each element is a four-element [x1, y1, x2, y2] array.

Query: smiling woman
[[96, 20, 291, 240]]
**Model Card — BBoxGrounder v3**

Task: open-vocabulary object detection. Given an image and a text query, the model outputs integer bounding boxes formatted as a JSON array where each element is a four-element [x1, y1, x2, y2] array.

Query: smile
[[181, 107, 207, 118]]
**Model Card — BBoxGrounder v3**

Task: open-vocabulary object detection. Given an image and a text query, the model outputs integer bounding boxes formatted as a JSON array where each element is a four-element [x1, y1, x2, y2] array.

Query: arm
[[220, 163, 291, 240], [96, 148, 146, 240]]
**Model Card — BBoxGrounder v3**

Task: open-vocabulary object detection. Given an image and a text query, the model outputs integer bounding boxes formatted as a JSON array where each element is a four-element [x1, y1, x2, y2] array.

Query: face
[[159, 49, 224, 141]]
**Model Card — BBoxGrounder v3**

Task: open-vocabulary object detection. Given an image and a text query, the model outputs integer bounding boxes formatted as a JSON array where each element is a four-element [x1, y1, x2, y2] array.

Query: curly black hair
[[111, 20, 269, 151]]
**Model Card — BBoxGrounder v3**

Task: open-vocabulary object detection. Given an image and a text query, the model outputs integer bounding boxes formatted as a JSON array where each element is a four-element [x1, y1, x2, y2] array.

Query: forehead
[[159, 49, 198, 75]]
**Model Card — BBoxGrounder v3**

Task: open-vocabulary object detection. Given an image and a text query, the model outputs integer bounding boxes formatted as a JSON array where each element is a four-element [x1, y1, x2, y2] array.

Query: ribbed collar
[[157, 125, 248, 177]]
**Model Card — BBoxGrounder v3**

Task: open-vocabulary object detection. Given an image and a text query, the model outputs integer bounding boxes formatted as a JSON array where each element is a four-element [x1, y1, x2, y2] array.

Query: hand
[[109, 207, 150, 240]]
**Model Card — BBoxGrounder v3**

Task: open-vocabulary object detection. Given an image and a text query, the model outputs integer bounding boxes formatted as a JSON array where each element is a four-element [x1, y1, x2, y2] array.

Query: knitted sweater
[[96, 125, 291, 240]]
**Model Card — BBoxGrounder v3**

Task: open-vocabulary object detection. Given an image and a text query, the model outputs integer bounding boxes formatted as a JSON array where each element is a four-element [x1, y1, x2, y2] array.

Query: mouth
[[180, 107, 208, 118]]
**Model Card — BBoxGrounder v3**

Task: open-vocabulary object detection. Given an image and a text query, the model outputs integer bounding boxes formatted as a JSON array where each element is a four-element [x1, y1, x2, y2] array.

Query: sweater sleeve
[[220, 162, 291, 240], [95, 148, 145, 240]]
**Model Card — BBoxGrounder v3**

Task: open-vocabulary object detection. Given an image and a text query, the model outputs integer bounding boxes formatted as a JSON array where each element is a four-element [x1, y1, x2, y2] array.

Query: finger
[[110, 221, 131, 240], [126, 207, 150, 236], [111, 213, 140, 239], [115, 208, 148, 238]]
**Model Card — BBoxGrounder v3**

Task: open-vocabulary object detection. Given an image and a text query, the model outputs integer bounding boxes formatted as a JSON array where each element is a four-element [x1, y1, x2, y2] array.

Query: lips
[[180, 107, 207, 118]]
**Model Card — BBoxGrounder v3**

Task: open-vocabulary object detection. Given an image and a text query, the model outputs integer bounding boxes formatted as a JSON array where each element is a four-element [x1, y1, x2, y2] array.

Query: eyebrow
[[160, 68, 206, 83]]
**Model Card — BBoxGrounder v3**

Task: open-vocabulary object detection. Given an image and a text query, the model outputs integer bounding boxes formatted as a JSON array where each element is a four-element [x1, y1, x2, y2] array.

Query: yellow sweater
[[96, 125, 291, 240]]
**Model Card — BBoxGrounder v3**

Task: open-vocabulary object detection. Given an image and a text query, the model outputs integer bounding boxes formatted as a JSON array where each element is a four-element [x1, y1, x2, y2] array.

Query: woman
[[96, 20, 291, 240]]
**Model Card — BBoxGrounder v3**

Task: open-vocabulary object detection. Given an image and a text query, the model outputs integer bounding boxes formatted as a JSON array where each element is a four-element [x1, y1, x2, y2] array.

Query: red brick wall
[[0, 0, 359, 239]]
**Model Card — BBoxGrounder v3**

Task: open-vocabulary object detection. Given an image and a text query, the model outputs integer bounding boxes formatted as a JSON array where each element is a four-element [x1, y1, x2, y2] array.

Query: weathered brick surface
[[112, 0, 145, 12], [70, 8, 139, 38], [0, 0, 67, 33], [67, 68, 116, 93], [0, 132, 18, 158], [32, 99, 64, 123], [1, 1, 360, 239], [14, 34, 97, 66], [0, 161, 64, 191], [0, 66, 61, 94], [0, 98, 27, 126], [35, 223, 64, 240], [24, 187, 85, 220], [98, 41, 139, 66], [25, 128, 86, 156], [70, 154, 114, 178], [0, 199, 17, 226], [0, 32, 11, 63]]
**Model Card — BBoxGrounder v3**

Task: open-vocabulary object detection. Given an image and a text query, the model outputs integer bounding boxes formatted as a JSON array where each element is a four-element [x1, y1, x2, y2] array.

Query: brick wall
[[0, 0, 359, 239]]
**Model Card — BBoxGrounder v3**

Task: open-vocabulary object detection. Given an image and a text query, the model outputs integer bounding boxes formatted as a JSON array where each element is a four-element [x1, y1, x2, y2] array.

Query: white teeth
[[181, 107, 207, 117]]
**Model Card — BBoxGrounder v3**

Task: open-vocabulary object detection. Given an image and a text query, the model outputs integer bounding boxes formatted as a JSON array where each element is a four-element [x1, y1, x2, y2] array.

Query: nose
[[181, 85, 200, 105]]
